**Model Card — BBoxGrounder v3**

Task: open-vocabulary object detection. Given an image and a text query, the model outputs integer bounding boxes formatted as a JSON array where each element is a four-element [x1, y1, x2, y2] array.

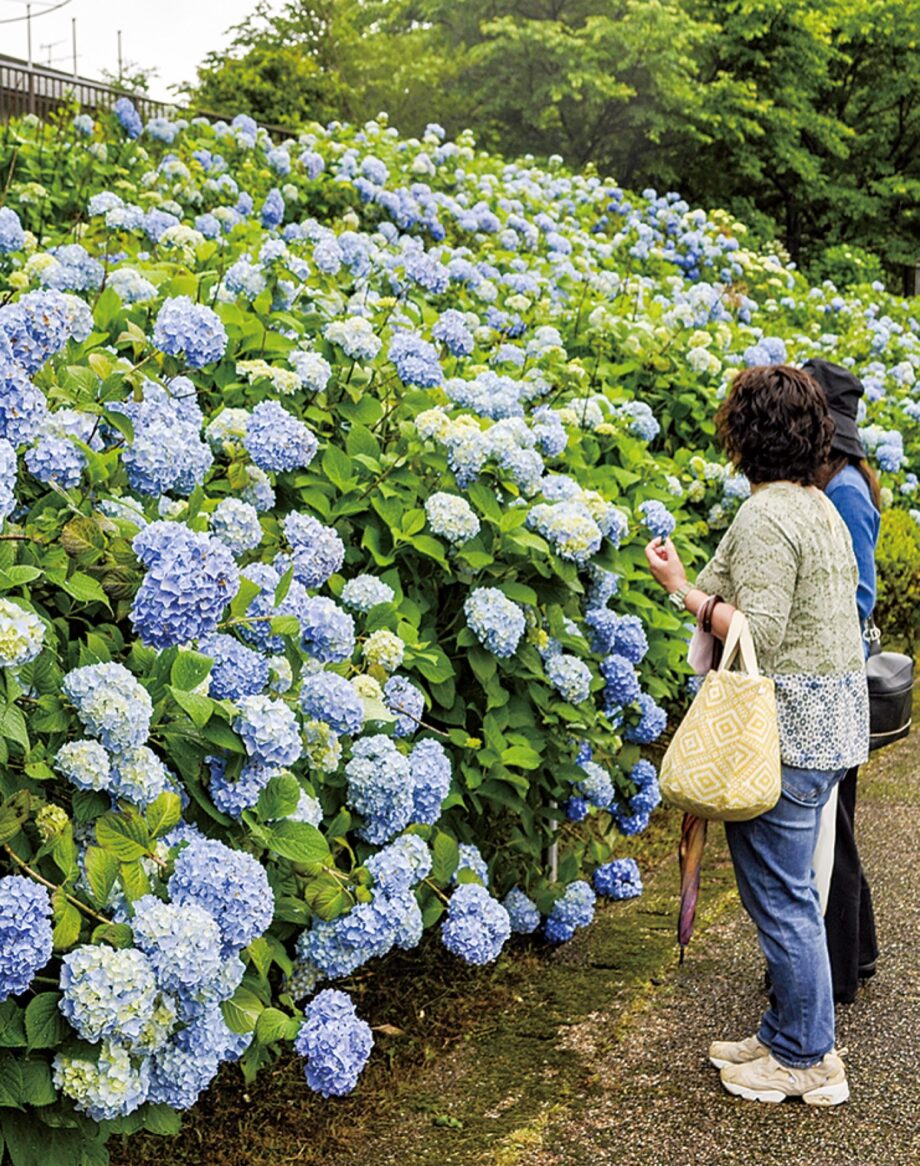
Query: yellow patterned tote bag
[[660, 612, 781, 821]]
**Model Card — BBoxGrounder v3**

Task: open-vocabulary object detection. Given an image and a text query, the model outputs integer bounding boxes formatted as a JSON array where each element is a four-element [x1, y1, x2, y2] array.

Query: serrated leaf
[[91, 922, 134, 949], [321, 444, 356, 491], [269, 615, 300, 636], [263, 821, 330, 864], [310, 879, 352, 921], [255, 1007, 292, 1045], [0, 791, 31, 844], [431, 831, 459, 884], [222, 986, 264, 1035], [0, 706, 30, 753], [0, 1050, 23, 1107], [361, 696, 396, 724], [0, 1000, 27, 1048], [18, 1057, 55, 1107], [273, 565, 294, 606], [24, 994, 63, 1050], [0, 566, 42, 590], [169, 686, 215, 727], [170, 650, 213, 692], [60, 572, 111, 606], [96, 811, 151, 861], [119, 859, 151, 902], [255, 774, 301, 821], [142, 1103, 182, 1136], [145, 791, 182, 838], [51, 895, 82, 951], [103, 409, 135, 443], [501, 744, 543, 770]]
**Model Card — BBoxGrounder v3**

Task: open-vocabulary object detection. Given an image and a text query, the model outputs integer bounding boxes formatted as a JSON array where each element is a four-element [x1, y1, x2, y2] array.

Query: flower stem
[[3, 843, 113, 926]]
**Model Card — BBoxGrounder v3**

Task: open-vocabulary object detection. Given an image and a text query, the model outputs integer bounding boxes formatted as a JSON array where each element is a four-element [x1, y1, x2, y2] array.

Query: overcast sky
[[1, 0, 270, 100]]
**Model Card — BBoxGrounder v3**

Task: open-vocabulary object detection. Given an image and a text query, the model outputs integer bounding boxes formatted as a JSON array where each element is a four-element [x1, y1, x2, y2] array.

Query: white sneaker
[[720, 1051, 849, 1106], [708, 1034, 770, 1070]]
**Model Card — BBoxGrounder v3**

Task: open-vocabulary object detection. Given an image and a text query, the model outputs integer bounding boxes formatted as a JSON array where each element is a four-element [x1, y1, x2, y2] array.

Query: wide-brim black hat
[[801, 357, 867, 460]]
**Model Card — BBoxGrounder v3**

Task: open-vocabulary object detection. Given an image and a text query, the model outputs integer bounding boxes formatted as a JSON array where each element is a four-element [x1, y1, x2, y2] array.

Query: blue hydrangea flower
[[625, 693, 667, 744], [54, 739, 111, 792], [564, 795, 590, 822], [432, 309, 475, 357], [502, 887, 541, 934], [464, 587, 526, 658], [53, 1039, 150, 1121], [600, 654, 641, 712], [364, 834, 432, 896], [294, 989, 373, 1098], [0, 876, 53, 1001], [153, 296, 228, 368], [234, 694, 302, 768], [208, 757, 274, 819], [59, 945, 159, 1044], [384, 675, 425, 737], [545, 881, 595, 944], [210, 498, 263, 555], [454, 842, 489, 886], [62, 662, 152, 751], [409, 737, 451, 823], [284, 512, 345, 587], [297, 896, 396, 979], [0, 207, 25, 254], [199, 633, 270, 701], [300, 671, 365, 736], [148, 1003, 251, 1109], [169, 836, 273, 956], [638, 499, 676, 540], [0, 438, 16, 520], [0, 288, 72, 373], [0, 356, 47, 447], [0, 598, 45, 668], [301, 597, 356, 664], [25, 433, 86, 488], [577, 760, 616, 808], [545, 653, 592, 704], [237, 563, 310, 654], [388, 332, 443, 387], [244, 400, 318, 472], [131, 524, 240, 649], [425, 492, 480, 544], [110, 746, 169, 807], [261, 187, 285, 229], [340, 574, 395, 613], [441, 884, 511, 965], [346, 735, 414, 844], [593, 858, 643, 900], [129, 895, 223, 998], [114, 97, 143, 138]]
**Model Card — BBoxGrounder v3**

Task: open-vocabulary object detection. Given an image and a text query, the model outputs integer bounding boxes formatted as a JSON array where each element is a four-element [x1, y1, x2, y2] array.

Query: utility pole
[[26, 3, 33, 68], [72, 17, 77, 79], [117, 29, 123, 84]]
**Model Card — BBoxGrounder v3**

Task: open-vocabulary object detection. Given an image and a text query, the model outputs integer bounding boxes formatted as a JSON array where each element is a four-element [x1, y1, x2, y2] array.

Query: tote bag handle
[[718, 611, 760, 678]]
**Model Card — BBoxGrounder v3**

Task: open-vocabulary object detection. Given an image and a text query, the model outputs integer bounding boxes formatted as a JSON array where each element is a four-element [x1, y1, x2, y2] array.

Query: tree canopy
[[187, 0, 920, 276]]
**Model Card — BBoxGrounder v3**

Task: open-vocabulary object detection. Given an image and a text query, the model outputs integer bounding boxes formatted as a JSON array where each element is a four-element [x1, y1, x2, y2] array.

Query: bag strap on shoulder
[[719, 611, 760, 678]]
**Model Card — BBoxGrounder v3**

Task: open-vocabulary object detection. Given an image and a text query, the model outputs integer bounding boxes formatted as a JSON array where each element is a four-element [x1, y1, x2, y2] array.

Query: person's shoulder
[[826, 464, 870, 502]]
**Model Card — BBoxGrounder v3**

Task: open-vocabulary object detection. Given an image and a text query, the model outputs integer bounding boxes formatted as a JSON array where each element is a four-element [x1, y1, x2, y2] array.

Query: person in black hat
[[804, 357, 881, 1005]]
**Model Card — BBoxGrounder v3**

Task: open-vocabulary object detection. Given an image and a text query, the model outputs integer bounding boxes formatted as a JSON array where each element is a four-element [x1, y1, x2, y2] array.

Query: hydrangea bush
[[0, 100, 918, 1160]]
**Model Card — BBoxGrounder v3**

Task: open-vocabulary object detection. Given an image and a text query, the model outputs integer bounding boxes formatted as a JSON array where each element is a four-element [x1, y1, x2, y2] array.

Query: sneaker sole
[[721, 1079, 850, 1106]]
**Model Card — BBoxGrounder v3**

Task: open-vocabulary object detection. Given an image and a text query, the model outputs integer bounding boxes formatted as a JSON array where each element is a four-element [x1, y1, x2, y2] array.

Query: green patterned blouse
[[696, 481, 869, 770]]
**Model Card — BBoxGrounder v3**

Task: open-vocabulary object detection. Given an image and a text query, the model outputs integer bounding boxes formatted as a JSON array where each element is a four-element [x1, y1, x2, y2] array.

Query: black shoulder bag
[[864, 615, 914, 750]]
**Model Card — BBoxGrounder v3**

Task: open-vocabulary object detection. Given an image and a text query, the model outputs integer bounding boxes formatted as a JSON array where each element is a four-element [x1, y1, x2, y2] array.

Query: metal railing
[[0, 54, 294, 138]]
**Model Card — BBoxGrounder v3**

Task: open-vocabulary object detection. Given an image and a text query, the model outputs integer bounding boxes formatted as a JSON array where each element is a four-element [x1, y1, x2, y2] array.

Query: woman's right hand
[[644, 537, 689, 595]]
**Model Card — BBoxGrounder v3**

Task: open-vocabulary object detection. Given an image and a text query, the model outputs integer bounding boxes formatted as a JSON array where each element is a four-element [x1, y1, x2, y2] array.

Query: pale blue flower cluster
[[59, 945, 160, 1045], [364, 834, 432, 895], [345, 734, 414, 843], [295, 989, 373, 1097], [0, 876, 53, 1001], [199, 633, 269, 701], [300, 670, 365, 736], [600, 653, 642, 713], [62, 662, 153, 751], [284, 512, 345, 587], [300, 596, 356, 663], [131, 523, 240, 648], [0, 207, 25, 253], [53, 1040, 151, 1121], [383, 675, 424, 737], [245, 399, 319, 472], [638, 499, 676, 540], [502, 887, 541, 934], [545, 881, 596, 943], [389, 331, 443, 387], [625, 693, 667, 744], [209, 497, 263, 555], [441, 884, 511, 965], [593, 858, 643, 900], [454, 842, 489, 886], [464, 587, 526, 657], [153, 296, 228, 367], [432, 309, 475, 356], [168, 835, 274, 955], [425, 491, 480, 544], [110, 745, 170, 807], [409, 737, 451, 823], [114, 97, 143, 138], [340, 574, 395, 612], [612, 759, 661, 836], [234, 694, 303, 768], [54, 738, 111, 791]]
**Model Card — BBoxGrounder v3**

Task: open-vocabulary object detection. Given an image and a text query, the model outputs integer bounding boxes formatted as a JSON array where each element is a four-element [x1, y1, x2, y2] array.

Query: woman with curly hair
[[643, 364, 868, 1106]]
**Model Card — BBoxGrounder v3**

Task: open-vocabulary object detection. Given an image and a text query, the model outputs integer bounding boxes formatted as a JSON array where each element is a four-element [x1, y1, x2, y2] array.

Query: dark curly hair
[[715, 365, 834, 486]]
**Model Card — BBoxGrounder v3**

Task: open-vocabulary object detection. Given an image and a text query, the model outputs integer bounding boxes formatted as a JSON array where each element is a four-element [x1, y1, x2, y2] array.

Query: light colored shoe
[[720, 1051, 849, 1106], [708, 1034, 770, 1069]]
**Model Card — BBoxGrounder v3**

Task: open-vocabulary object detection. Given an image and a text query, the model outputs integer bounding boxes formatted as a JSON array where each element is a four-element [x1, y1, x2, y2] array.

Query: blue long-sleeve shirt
[[825, 464, 880, 639]]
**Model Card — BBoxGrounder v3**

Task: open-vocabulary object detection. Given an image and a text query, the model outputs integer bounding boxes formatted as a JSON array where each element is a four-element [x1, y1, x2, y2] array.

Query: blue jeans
[[725, 765, 846, 1069]]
